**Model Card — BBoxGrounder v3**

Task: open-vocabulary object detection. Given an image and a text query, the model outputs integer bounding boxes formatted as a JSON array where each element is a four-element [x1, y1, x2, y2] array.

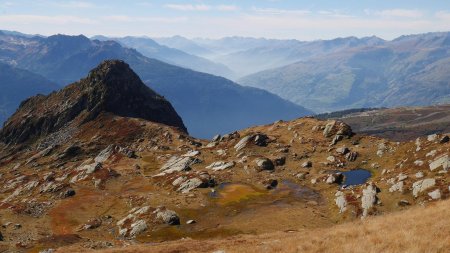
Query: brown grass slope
[[85, 199, 450, 253]]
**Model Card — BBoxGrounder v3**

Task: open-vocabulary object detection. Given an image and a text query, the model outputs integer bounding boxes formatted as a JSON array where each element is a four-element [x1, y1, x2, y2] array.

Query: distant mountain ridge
[[0, 60, 186, 144], [92, 35, 235, 79], [0, 31, 311, 138], [0, 62, 57, 126], [239, 31, 450, 112]]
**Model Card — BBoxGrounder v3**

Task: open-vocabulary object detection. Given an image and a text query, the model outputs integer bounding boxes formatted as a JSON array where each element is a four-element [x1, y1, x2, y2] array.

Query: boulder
[[206, 161, 235, 171], [154, 207, 180, 225], [429, 155, 449, 171], [129, 220, 148, 237], [326, 173, 343, 184], [301, 161, 312, 168], [335, 191, 347, 213], [159, 156, 201, 175], [389, 181, 404, 193], [234, 133, 269, 152], [361, 184, 379, 217], [428, 189, 441, 200], [427, 134, 438, 142], [336, 147, 349, 155], [263, 179, 278, 190], [439, 135, 449, 144], [95, 145, 115, 163], [274, 156, 286, 166], [177, 178, 205, 193], [182, 150, 200, 157], [412, 178, 436, 197], [345, 151, 358, 162], [254, 158, 274, 171]]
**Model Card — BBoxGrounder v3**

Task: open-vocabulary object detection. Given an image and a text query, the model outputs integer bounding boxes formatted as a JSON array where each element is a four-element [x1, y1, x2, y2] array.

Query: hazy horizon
[[1, 0, 450, 40]]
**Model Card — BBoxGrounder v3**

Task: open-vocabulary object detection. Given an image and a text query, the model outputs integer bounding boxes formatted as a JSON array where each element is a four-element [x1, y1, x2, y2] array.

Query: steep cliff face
[[0, 60, 187, 144]]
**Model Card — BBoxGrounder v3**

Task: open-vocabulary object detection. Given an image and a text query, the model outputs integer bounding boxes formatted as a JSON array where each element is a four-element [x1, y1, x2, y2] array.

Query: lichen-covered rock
[[206, 161, 235, 171], [335, 191, 347, 213], [361, 184, 379, 217], [429, 155, 449, 171], [154, 207, 180, 225], [412, 178, 436, 197], [158, 156, 201, 175], [254, 158, 274, 171]]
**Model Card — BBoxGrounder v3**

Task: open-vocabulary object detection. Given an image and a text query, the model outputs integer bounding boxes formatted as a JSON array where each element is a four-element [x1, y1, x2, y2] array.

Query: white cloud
[[435, 11, 450, 20], [54, 1, 96, 9], [217, 5, 239, 11], [101, 15, 187, 24], [370, 9, 424, 18], [165, 4, 211, 11], [164, 4, 238, 12], [252, 7, 310, 15], [0, 15, 96, 24]]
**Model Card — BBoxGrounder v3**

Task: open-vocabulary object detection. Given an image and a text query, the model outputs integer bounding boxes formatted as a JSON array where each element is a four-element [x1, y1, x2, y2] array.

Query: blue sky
[[1, 0, 450, 40]]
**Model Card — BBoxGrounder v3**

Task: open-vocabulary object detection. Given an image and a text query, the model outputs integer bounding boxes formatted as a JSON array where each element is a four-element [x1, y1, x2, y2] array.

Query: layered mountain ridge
[[0, 60, 186, 144], [0, 32, 310, 138]]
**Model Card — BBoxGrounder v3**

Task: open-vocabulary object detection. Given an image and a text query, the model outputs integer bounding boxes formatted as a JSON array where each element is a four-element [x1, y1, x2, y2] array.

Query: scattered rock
[[439, 135, 449, 144], [335, 191, 347, 213], [427, 134, 437, 142], [326, 173, 343, 184], [429, 155, 449, 171], [177, 178, 205, 194], [397, 200, 410, 207], [263, 179, 278, 190], [182, 150, 200, 157], [211, 134, 221, 142], [326, 156, 336, 163], [274, 156, 286, 166], [154, 207, 180, 225], [301, 161, 312, 168], [414, 160, 424, 166], [412, 178, 436, 197], [415, 171, 424, 178], [254, 158, 274, 171], [389, 181, 404, 193], [158, 156, 201, 175], [186, 220, 196, 224], [129, 220, 148, 237], [345, 151, 358, 162], [234, 133, 269, 151], [336, 147, 349, 155], [61, 188, 76, 198], [361, 184, 379, 217], [206, 161, 235, 171], [428, 189, 441, 200]]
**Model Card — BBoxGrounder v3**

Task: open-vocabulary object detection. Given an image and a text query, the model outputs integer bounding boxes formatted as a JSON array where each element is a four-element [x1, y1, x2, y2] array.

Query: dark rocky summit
[[0, 60, 187, 144]]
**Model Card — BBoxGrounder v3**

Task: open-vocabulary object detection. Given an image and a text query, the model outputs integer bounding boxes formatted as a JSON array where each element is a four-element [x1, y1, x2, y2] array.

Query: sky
[[0, 0, 450, 40]]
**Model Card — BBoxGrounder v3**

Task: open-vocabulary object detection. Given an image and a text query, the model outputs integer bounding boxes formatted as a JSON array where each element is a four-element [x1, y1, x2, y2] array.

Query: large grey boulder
[[255, 158, 274, 171], [412, 178, 436, 197], [429, 155, 449, 171], [335, 191, 347, 213], [206, 161, 235, 171], [158, 156, 201, 175], [361, 184, 379, 217], [154, 207, 180, 225]]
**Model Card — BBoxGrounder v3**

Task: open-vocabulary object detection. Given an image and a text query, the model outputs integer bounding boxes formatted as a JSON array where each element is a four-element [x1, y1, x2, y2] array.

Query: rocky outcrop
[[234, 133, 270, 151], [412, 178, 436, 197], [361, 184, 379, 217], [429, 155, 449, 171], [254, 158, 275, 171], [157, 156, 201, 176], [0, 60, 187, 144]]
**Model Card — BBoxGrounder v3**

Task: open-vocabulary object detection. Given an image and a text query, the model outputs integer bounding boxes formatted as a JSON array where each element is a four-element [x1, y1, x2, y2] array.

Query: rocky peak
[[0, 60, 187, 144]]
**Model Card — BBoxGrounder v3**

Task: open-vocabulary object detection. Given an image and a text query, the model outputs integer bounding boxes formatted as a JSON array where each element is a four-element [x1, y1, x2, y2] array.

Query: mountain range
[[92, 35, 234, 79], [239, 32, 450, 112], [0, 62, 56, 125], [0, 31, 311, 138]]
